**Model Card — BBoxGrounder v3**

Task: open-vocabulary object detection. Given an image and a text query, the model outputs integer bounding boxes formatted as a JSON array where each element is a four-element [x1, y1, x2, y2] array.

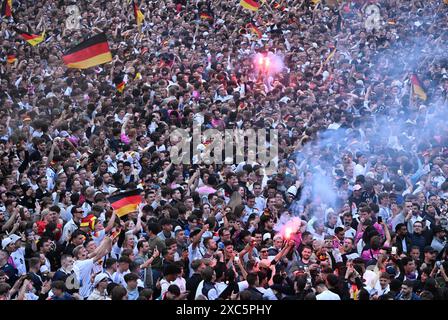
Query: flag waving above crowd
[[62, 33, 112, 69], [13, 27, 45, 46]]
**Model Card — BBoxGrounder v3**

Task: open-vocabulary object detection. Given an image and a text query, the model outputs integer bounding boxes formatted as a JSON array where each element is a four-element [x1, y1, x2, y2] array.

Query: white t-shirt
[[11, 248, 26, 275], [112, 270, 130, 288], [188, 244, 205, 277], [257, 287, 278, 300], [216, 281, 228, 297], [74, 258, 95, 298], [237, 280, 249, 292], [173, 277, 186, 293], [316, 289, 341, 300]]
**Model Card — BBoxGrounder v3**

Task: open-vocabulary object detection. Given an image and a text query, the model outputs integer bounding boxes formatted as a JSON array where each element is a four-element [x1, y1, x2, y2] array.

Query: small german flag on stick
[[108, 189, 142, 218], [62, 33, 112, 69], [7, 54, 16, 64], [246, 23, 262, 38]]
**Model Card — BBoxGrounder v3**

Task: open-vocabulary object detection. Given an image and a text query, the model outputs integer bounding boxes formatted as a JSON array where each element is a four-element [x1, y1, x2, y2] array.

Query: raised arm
[[89, 236, 113, 262], [104, 211, 117, 234], [192, 224, 208, 249]]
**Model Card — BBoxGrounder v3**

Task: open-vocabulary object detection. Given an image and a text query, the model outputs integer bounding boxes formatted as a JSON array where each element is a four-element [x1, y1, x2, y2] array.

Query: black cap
[[189, 228, 202, 238]]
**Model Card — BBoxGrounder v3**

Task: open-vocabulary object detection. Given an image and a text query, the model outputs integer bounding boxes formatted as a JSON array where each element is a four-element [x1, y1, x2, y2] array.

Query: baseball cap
[[287, 185, 297, 197], [353, 184, 362, 191], [174, 226, 183, 233], [189, 228, 202, 238], [93, 273, 109, 288], [1, 238, 13, 250], [262, 233, 271, 241], [8, 234, 21, 243], [386, 265, 397, 276]]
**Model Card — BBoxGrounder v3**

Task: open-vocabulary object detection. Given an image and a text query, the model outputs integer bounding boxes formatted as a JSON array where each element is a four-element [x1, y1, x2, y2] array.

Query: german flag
[[133, 1, 144, 28], [116, 81, 125, 93], [247, 23, 262, 38], [113, 73, 126, 93], [240, 0, 260, 11], [13, 27, 45, 46], [7, 54, 16, 64], [273, 2, 286, 11], [410, 74, 427, 101], [200, 12, 213, 21], [80, 214, 97, 230], [110, 227, 122, 240], [62, 33, 112, 69], [1, 0, 12, 17], [108, 189, 142, 218]]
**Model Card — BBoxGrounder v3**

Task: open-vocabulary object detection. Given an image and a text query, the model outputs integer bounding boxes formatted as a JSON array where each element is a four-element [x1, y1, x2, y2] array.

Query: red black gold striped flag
[[240, 0, 260, 11], [273, 2, 287, 11], [113, 73, 126, 93], [13, 27, 45, 46], [116, 81, 125, 93], [108, 189, 142, 218], [7, 54, 16, 64], [246, 23, 262, 38], [110, 227, 122, 240], [133, 1, 144, 27], [1, 0, 12, 17], [200, 12, 213, 21], [80, 214, 97, 230], [62, 33, 112, 69], [410, 74, 427, 101]]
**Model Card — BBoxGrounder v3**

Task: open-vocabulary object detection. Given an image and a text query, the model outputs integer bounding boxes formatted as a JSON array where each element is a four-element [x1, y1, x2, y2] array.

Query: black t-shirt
[[29, 150, 42, 162], [1, 263, 18, 287], [186, 273, 202, 300]]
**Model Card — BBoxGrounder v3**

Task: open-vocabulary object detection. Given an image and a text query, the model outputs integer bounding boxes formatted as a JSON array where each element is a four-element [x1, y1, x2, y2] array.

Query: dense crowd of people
[[1, 0, 448, 301]]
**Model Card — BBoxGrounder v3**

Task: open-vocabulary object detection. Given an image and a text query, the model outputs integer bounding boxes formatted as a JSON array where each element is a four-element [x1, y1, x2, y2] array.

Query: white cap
[[40, 265, 50, 273], [287, 185, 297, 196], [8, 234, 21, 243], [1, 238, 13, 250], [262, 233, 272, 241], [353, 184, 362, 191], [174, 226, 183, 233], [93, 273, 109, 288]]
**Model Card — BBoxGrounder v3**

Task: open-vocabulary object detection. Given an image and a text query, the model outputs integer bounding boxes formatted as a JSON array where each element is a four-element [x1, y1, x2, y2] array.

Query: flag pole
[[409, 74, 415, 108]]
